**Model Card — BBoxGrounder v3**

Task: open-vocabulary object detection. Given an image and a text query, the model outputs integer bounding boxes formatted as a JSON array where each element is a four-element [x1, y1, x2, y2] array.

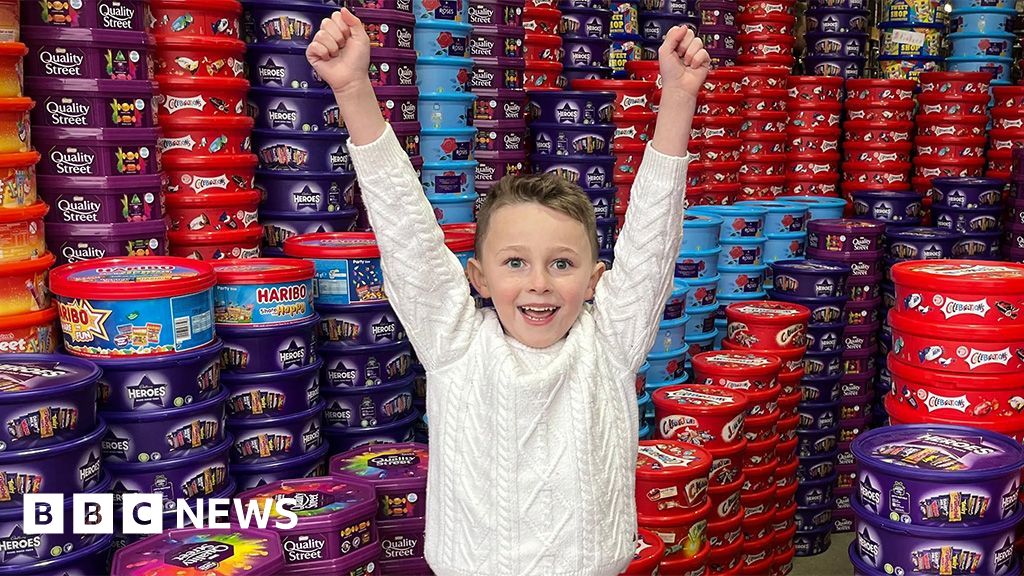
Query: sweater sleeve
[[347, 123, 480, 371], [592, 144, 688, 375]]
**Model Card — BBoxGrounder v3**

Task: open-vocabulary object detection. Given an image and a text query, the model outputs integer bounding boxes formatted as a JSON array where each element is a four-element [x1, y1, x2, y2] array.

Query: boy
[[308, 14, 707, 575]]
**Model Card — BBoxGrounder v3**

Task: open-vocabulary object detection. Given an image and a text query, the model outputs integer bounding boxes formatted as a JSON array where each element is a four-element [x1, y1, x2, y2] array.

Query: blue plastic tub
[[718, 237, 766, 267], [664, 278, 689, 320], [949, 32, 1016, 58], [685, 303, 717, 337], [415, 20, 473, 57], [428, 192, 477, 223], [765, 232, 808, 263], [776, 196, 847, 221], [718, 264, 767, 295], [420, 127, 477, 162], [639, 422, 651, 439], [690, 205, 766, 239], [684, 328, 716, 357], [421, 160, 477, 196], [646, 345, 688, 382], [419, 92, 477, 129], [713, 320, 727, 348], [650, 315, 689, 354], [638, 390, 652, 427], [413, 0, 470, 21], [950, 7, 1016, 33], [681, 212, 723, 251], [683, 273, 719, 309], [676, 247, 721, 279], [946, 55, 1013, 81], [416, 56, 474, 94], [950, 0, 1013, 9], [737, 200, 809, 234]]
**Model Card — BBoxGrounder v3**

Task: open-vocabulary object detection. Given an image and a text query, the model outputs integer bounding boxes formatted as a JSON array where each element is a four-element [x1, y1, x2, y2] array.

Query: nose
[[527, 267, 551, 293]]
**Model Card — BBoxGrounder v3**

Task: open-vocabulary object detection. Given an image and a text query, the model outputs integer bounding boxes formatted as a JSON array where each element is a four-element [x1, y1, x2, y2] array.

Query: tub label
[[936, 297, 991, 319], [159, 135, 197, 153], [190, 174, 230, 193], [51, 147, 96, 175], [167, 542, 236, 568], [163, 95, 207, 115], [127, 375, 168, 408], [44, 98, 91, 126], [38, 47, 85, 77], [922, 391, 970, 413], [98, 0, 136, 29], [257, 58, 287, 85], [269, 103, 298, 129], [961, 347, 1012, 370], [282, 534, 327, 563], [214, 280, 313, 326]]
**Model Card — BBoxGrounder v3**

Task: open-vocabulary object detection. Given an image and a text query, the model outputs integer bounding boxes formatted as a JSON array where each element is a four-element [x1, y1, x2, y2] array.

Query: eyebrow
[[494, 245, 581, 257]]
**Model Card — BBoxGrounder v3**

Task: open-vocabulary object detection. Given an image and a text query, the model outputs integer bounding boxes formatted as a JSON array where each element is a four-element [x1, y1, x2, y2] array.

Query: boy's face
[[468, 202, 605, 349]]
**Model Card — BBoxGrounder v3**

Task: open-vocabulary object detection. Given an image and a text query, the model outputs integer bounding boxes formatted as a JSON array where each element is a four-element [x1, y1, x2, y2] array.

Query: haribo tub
[[111, 527, 285, 576], [49, 256, 216, 357]]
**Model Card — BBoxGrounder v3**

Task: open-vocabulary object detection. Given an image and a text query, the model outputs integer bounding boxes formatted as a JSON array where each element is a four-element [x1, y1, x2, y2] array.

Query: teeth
[[522, 306, 556, 313]]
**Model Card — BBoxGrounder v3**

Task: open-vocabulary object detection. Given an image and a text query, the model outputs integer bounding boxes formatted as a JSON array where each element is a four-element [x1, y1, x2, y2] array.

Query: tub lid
[[889, 307, 1024, 340], [111, 527, 285, 576], [884, 226, 960, 241], [50, 256, 217, 300], [692, 350, 782, 379], [165, 189, 261, 208], [853, 424, 1024, 481], [26, 77, 159, 96], [37, 173, 163, 191], [329, 442, 429, 491], [156, 33, 246, 52], [626, 528, 666, 574], [636, 439, 712, 480], [168, 225, 264, 246], [284, 232, 381, 259], [770, 259, 852, 276], [163, 152, 257, 169], [888, 353, 1021, 391], [33, 125, 161, 144], [234, 476, 378, 528], [0, 201, 47, 223], [807, 218, 885, 236], [0, 251, 55, 276], [153, 0, 243, 14], [891, 260, 1024, 294], [725, 300, 811, 325], [210, 258, 314, 284], [651, 384, 748, 414], [0, 354, 100, 397], [931, 177, 1006, 191]]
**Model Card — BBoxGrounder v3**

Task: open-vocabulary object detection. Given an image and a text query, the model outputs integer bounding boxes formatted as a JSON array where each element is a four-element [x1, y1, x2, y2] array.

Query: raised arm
[[593, 26, 708, 373], [308, 10, 479, 370]]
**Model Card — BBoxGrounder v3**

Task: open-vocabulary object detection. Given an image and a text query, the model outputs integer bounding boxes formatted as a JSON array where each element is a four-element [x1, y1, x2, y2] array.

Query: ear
[[585, 260, 606, 300], [467, 257, 491, 298]]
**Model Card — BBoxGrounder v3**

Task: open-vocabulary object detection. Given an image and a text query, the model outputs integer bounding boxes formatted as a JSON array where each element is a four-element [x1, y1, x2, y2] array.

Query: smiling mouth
[[518, 305, 560, 324]]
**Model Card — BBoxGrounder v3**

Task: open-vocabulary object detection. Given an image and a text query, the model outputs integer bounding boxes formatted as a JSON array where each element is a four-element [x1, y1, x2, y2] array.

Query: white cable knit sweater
[[349, 124, 688, 576]]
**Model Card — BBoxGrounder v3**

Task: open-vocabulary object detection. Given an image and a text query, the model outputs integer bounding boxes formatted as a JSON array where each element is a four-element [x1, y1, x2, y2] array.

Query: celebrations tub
[[111, 527, 285, 576], [724, 300, 810, 349], [891, 261, 1024, 326], [651, 384, 748, 449], [889, 311, 1024, 375], [635, 440, 711, 516], [50, 256, 216, 357]]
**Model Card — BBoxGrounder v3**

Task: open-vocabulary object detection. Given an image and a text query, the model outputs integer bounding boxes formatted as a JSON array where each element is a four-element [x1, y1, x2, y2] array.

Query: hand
[[306, 9, 372, 96], [657, 26, 710, 101]]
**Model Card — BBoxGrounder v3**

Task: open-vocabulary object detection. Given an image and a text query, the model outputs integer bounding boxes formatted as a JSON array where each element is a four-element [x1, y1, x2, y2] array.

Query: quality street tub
[[111, 527, 285, 576], [330, 441, 428, 520], [807, 219, 885, 253], [49, 256, 216, 357], [34, 126, 158, 177], [49, 218, 166, 261], [39, 173, 163, 224], [23, 26, 152, 81]]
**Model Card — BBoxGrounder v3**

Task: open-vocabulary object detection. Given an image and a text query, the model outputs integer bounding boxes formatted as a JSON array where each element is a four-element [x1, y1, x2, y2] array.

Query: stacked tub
[[702, 0, 740, 66], [988, 85, 1024, 181], [735, 2, 793, 70], [556, 0, 611, 83], [283, 233, 420, 453], [735, 0, 794, 68], [528, 90, 618, 265], [949, 0, 1017, 84], [47, 256, 228, 549], [686, 67, 743, 206], [721, 301, 811, 561], [208, 258, 329, 490], [637, 0, 698, 66], [154, 0, 261, 260], [469, 0, 529, 214], [331, 442, 431, 574], [775, 195, 848, 223], [737, 199, 809, 290], [876, 0, 945, 81], [737, 67, 788, 202], [523, 0, 565, 88], [23, 0, 164, 264], [677, 212, 721, 360], [244, 1, 367, 254], [606, 0, 642, 78], [784, 76, 843, 199], [1005, 154, 1024, 261], [804, 0, 867, 79], [0, 354, 113, 569], [929, 177, 1005, 261], [841, 79, 916, 202], [641, 280, 689, 434]]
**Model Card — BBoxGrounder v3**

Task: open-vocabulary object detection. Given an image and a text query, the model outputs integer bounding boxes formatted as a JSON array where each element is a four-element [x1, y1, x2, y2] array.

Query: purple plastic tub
[[532, 122, 614, 156], [699, 24, 737, 51], [954, 230, 1001, 260], [842, 322, 877, 351], [805, 248, 882, 278], [852, 190, 923, 224], [805, 55, 865, 78], [804, 323, 844, 354], [474, 120, 528, 153], [379, 517, 428, 572], [587, 187, 616, 218], [0, 354, 99, 452], [218, 313, 318, 374], [226, 401, 324, 464], [234, 475, 378, 569], [799, 401, 840, 430], [846, 274, 881, 302], [854, 425, 1024, 527], [527, 89, 615, 125], [329, 441, 429, 520], [317, 301, 407, 347], [884, 227, 959, 260], [319, 340, 414, 389], [102, 386, 227, 463], [644, 0, 696, 15], [475, 151, 528, 186], [21, 0, 148, 30], [39, 174, 163, 224], [806, 32, 868, 57], [767, 290, 847, 325], [532, 154, 614, 188], [707, 47, 738, 67], [797, 450, 838, 481], [642, 12, 700, 39], [839, 395, 871, 420], [34, 126, 158, 177], [931, 177, 1004, 208], [261, 209, 359, 251], [106, 435, 230, 511], [27, 77, 157, 129], [231, 442, 329, 490], [844, 298, 881, 326], [46, 219, 167, 265], [470, 57, 525, 91], [559, 6, 612, 37], [803, 348, 843, 377], [841, 345, 877, 377], [797, 474, 837, 509], [840, 372, 873, 399], [94, 341, 221, 412], [794, 503, 833, 531], [222, 360, 321, 420], [470, 25, 525, 59], [248, 43, 329, 89], [23, 26, 151, 81], [770, 259, 851, 298], [562, 64, 613, 82], [249, 86, 343, 132], [806, 8, 869, 33], [794, 524, 832, 556], [474, 88, 528, 121], [323, 375, 415, 429], [798, 426, 839, 457], [253, 128, 354, 173], [241, 1, 335, 46], [111, 526, 285, 574], [257, 170, 357, 214], [0, 419, 104, 507], [562, 35, 611, 67], [933, 204, 1003, 233], [324, 409, 418, 453], [469, 0, 524, 26]]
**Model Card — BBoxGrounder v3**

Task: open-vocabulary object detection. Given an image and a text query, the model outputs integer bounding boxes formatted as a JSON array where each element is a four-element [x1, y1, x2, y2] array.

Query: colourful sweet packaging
[[111, 527, 285, 576], [210, 258, 314, 327], [330, 442, 428, 520]]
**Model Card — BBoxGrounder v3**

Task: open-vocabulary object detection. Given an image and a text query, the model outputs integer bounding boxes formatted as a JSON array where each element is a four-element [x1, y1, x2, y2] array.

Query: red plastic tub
[[991, 85, 1024, 108], [845, 78, 916, 101], [613, 111, 655, 147], [888, 353, 1024, 420], [708, 509, 744, 547], [891, 260, 1024, 326], [523, 6, 561, 34], [151, 0, 242, 39], [636, 440, 712, 517], [788, 106, 841, 131], [918, 71, 991, 97], [737, 12, 795, 35], [738, 154, 786, 177], [702, 161, 743, 184], [709, 474, 744, 521], [692, 350, 781, 392], [658, 543, 709, 575], [621, 528, 666, 576], [701, 138, 742, 163], [788, 152, 840, 177], [914, 114, 988, 138], [741, 484, 777, 521], [157, 115, 253, 159], [844, 98, 915, 122], [737, 34, 794, 58], [991, 107, 1024, 131], [704, 67, 745, 94], [523, 61, 563, 90], [843, 161, 911, 185], [166, 189, 260, 232], [168, 226, 262, 260], [709, 537, 744, 573], [522, 32, 562, 62], [697, 93, 743, 117], [785, 174, 839, 197], [572, 79, 656, 115], [843, 141, 911, 164], [637, 500, 711, 560], [652, 385, 748, 450], [699, 115, 744, 140], [890, 310, 1024, 374], [154, 35, 246, 79], [738, 176, 786, 200], [914, 155, 985, 179], [917, 92, 989, 117], [886, 394, 1024, 443], [0, 305, 59, 353], [743, 409, 780, 442], [156, 76, 249, 119], [843, 119, 913, 143], [721, 339, 805, 375], [989, 128, 1024, 154], [740, 132, 786, 157], [787, 75, 842, 103], [744, 384, 782, 417], [737, 65, 790, 89], [163, 153, 256, 195], [744, 435, 779, 468], [724, 301, 810, 350]]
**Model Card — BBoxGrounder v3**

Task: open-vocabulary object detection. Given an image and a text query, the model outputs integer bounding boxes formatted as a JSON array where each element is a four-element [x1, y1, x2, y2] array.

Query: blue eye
[[553, 259, 572, 270], [505, 258, 524, 269]]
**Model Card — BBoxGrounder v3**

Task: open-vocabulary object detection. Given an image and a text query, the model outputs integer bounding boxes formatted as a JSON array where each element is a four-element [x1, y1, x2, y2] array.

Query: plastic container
[[35, 125, 157, 177], [946, 55, 1013, 82], [652, 384, 747, 449], [111, 527, 285, 575]]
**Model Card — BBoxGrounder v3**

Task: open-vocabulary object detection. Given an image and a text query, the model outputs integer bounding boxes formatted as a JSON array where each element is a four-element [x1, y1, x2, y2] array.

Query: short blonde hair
[[475, 173, 598, 260]]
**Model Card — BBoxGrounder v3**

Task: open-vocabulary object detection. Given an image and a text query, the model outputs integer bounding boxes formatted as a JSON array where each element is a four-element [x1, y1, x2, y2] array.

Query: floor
[[791, 532, 855, 576]]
